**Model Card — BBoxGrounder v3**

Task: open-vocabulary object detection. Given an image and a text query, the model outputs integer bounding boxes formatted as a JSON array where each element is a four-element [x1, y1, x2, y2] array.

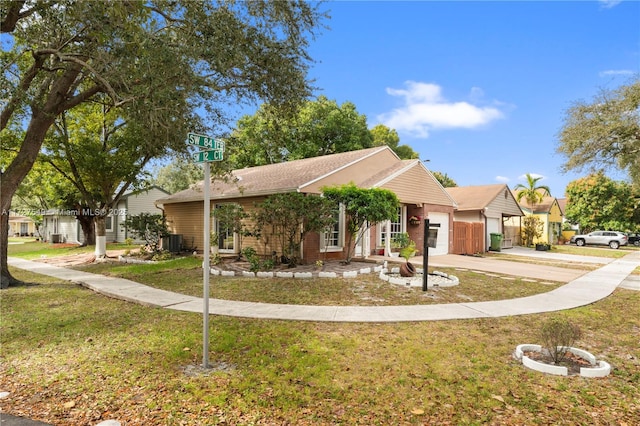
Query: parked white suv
[[570, 231, 628, 249]]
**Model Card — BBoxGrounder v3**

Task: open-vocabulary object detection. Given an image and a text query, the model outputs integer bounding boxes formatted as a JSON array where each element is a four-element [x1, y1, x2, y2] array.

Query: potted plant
[[399, 238, 418, 277], [409, 215, 421, 226]]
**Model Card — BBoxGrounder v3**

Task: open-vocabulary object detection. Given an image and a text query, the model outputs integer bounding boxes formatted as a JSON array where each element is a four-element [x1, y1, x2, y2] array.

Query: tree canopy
[[151, 159, 205, 195], [557, 78, 640, 187], [431, 171, 458, 188], [0, 0, 325, 287], [227, 96, 374, 168], [564, 172, 639, 233], [370, 124, 419, 159]]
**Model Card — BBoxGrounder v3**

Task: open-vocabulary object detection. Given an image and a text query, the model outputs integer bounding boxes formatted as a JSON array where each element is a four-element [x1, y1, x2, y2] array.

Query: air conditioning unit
[[51, 234, 62, 243]]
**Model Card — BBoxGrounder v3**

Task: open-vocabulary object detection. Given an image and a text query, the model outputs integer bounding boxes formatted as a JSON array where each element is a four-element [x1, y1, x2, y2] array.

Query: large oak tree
[[557, 78, 640, 187], [0, 0, 324, 287]]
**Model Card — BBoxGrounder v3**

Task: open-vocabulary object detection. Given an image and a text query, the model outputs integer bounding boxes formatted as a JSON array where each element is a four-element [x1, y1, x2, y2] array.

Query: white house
[[42, 186, 169, 244]]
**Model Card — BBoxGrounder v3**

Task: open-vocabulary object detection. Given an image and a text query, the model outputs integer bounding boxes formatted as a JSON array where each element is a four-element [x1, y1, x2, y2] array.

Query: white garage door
[[427, 212, 449, 256]]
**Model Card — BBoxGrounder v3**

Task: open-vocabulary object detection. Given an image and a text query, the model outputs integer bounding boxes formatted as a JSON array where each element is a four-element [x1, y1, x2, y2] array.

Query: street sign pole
[[202, 161, 211, 368], [187, 131, 223, 368], [422, 219, 429, 292]]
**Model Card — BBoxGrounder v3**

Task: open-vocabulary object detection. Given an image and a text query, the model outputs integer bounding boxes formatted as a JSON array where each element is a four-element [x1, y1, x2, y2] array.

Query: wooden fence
[[452, 221, 485, 255]]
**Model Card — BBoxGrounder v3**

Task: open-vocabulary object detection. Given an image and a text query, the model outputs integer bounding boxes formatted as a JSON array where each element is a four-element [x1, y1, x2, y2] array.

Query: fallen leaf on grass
[[411, 408, 424, 415], [491, 395, 505, 403]]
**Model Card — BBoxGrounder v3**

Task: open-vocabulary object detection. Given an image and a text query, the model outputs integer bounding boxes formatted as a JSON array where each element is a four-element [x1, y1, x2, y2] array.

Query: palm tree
[[514, 174, 551, 211], [515, 174, 552, 247]]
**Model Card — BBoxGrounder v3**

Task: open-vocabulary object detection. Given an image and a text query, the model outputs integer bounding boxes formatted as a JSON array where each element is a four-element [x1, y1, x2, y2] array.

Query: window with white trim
[[105, 215, 113, 232], [321, 204, 344, 251], [379, 206, 406, 246]]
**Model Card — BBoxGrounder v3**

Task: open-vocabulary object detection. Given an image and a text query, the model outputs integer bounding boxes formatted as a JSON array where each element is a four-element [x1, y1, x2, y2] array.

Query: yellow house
[[505, 195, 563, 244], [8, 211, 37, 237]]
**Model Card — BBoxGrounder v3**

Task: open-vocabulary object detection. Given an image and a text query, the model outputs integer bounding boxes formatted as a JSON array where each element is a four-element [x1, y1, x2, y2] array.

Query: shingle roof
[[445, 184, 507, 211], [157, 146, 391, 204]]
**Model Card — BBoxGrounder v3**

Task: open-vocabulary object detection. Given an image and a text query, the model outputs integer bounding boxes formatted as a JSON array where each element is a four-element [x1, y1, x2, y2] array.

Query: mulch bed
[[524, 350, 594, 375]]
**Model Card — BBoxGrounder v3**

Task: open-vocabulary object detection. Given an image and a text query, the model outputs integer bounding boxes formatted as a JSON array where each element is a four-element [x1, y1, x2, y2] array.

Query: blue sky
[[290, 0, 639, 197]]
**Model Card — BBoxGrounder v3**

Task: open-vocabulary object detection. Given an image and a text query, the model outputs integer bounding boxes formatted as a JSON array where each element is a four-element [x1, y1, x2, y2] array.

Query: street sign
[[187, 132, 224, 150], [193, 149, 224, 162]]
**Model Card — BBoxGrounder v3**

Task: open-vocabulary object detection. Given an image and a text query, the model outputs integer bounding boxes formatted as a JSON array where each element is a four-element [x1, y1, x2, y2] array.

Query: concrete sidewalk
[[7, 251, 640, 322]]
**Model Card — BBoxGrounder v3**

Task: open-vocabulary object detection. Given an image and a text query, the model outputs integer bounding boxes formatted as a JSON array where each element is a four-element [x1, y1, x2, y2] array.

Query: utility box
[[51, 234, 62, 243], [163, 234, 182, 253]]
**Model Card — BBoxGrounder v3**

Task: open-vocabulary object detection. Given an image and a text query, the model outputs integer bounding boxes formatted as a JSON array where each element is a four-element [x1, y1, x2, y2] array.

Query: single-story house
[[8, 211, 37, 237], [156, 146, 458, 263], [445, 184, 524, 253], [41, 186, 169, 244], [505, 193, 563, 244]]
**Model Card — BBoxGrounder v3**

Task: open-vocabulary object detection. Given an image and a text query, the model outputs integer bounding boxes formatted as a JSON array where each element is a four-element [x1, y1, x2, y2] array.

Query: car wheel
[[634, 240, 640, 247], [609, 241, 620, 249], [575, 239, 585, 247]]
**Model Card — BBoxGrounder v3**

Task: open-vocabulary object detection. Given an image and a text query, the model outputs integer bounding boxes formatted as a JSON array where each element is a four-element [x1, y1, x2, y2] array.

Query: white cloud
[[518, 173, 545, 181], [495, 176, 510, 183], [599, 0, 622, 9], [377, 81, 504, 138], [599, 69, 634, 77]]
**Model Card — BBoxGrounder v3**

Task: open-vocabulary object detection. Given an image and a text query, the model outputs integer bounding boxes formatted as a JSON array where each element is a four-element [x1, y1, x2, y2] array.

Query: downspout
[[481, 207, 488, 251]]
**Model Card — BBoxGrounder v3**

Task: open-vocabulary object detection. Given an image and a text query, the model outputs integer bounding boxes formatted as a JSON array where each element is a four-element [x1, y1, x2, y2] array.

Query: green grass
[[551, 243, 637, 258], [74, 259, 564, 305], [2, 267, 639, 425], [7, 240, 133, 259]]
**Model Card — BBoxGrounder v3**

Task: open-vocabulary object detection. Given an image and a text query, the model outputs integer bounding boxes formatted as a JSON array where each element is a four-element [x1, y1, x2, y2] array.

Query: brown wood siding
[[301, 149, 399, 194], [164, 201, 205, 252], [382, 164, 454, 206], [452, 222, 485, 254]]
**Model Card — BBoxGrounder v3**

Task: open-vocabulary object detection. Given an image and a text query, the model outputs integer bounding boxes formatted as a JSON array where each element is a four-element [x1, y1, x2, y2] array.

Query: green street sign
[[193, 149, 224, 162], [187, 132, 224, 150]]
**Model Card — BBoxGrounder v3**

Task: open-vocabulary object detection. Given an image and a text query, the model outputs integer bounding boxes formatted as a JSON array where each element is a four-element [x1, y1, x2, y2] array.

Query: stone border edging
[[513, 344, 611, 377], [209, 264, 383, 279]]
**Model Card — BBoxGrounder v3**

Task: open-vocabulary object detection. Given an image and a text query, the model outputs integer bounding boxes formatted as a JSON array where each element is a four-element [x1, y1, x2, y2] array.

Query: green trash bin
[[490, 233, 503, 251]]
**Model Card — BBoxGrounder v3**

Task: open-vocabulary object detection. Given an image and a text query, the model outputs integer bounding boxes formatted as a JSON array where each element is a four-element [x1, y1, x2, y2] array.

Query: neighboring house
[[445, 184, 524, 253], [41, 186, 169, 244], [505, 193, 563, 244], [156, 146, 457, 263], [8, 211, 37, 237]]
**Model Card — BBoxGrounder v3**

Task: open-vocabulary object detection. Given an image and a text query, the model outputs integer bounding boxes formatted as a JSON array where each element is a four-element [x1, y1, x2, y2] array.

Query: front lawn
[[7, 240, 133, 259], [74, 258, 564, 306], [1, 267, 639, 425]]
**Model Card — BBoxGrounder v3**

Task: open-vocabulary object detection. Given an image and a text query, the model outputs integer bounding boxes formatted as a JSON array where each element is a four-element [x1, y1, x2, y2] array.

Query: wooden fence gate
[[452, 222, 485, 255]]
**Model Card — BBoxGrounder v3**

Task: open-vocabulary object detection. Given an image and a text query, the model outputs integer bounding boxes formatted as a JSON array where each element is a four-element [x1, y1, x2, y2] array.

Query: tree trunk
[[1, 211, 14, 289], [1, 63, 85, 288], [94, 215, 107, 257], [77, 214, 95, 246], [1, 112, 58, 287]]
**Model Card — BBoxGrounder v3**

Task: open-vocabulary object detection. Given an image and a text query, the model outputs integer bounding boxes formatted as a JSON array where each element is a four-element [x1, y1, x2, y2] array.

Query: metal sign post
[[422, 219, 429, 291], [188, 132, 224, 369], [202, 161, 210, 368]]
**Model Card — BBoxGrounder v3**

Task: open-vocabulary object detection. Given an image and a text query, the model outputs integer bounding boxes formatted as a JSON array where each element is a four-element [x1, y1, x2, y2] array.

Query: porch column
[[384, 219, 391, 256]]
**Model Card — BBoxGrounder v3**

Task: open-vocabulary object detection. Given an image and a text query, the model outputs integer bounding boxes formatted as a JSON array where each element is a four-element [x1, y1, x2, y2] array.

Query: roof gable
[[446, 184, 523, 216]]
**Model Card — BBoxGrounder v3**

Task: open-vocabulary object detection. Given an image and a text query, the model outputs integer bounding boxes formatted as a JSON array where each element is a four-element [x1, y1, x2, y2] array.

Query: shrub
[[539, 317, 582, 364]]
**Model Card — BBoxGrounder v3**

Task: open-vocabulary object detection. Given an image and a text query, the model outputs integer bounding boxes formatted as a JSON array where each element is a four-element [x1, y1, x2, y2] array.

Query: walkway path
[[7, 250, 640, 322]]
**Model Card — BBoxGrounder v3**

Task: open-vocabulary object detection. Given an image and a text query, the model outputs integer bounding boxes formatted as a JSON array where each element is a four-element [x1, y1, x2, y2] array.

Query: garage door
[[427, 212, 449, 256]]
